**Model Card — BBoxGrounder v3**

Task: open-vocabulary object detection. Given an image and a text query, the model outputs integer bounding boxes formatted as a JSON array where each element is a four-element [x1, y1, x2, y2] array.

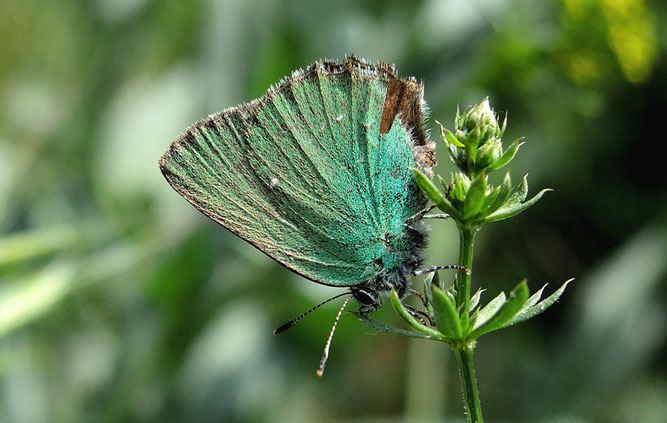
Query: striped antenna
[[317, 296, 352, 377], [273, 292, 351, 335]]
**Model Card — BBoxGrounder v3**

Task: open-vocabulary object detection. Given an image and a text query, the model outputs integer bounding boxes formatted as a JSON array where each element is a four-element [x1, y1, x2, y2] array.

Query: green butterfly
[[159, 56, 457, 375]]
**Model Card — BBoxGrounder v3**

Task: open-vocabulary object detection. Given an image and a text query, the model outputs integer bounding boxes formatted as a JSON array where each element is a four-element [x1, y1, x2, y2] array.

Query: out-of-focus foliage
[[0, 0, 665, 422]]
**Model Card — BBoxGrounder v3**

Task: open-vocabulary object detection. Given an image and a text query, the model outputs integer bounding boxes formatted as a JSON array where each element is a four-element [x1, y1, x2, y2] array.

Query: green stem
[[456, 227, 476, 329], [454, 226, 483, 422], [454, 346, 483, 422]]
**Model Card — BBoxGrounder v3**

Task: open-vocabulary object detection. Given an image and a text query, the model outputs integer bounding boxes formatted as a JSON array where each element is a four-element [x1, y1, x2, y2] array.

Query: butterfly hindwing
[[160, 57, 432, 287]]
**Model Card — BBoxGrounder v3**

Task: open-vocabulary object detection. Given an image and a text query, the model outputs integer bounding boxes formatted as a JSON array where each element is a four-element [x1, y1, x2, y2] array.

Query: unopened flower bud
[[476, 138, 503, 169], [458, 98, 500, 147], [449, 172, 472, 208]]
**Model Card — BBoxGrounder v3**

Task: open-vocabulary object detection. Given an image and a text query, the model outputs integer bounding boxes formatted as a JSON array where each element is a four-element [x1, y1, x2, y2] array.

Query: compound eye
[[354, 289, 376, 305]]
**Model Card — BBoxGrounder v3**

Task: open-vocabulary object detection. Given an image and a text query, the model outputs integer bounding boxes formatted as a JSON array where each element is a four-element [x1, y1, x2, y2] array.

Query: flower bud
[[449, 172, 472, 208], [443, 98, 517, 175], [476, 138, 503, 169], [458, 98, 500, 146]]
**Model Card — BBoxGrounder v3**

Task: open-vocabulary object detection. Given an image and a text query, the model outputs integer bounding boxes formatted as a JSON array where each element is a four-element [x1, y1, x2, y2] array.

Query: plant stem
[[454, 346, 483, 422], [456, 227, 476, 328], [454, 226, 483, 422]]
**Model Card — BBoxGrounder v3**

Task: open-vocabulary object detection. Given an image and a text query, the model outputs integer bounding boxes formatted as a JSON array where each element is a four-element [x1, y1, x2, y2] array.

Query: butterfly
[[159, 56, 458, 375]]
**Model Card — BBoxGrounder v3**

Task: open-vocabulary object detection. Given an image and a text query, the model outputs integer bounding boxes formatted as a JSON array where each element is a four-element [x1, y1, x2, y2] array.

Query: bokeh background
[[1, 0, 666, 422]]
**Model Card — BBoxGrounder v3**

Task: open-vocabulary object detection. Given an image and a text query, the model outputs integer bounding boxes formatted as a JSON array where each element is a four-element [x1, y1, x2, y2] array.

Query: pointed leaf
[[390, 288, 444, 338], [469, 288, 485, 312], [486, 139, 524, 172], [423, 272, 435, 306], [506, 174, 529, 207], [472, 291, 506, 330], [483, 172, 512, 216], [450, 175, 467, 204], [445, 127, 465, 148], [505, 279, 574, 327], [468, 281, 529, 340], [437, 174, 449, 194], [423, 271, 439, 317], [436, 196, 460, 219], [499, 111, 508, 136], [465, 127, 480, 163], [431, 285, 463, 338], [468, 309, 478, 331], [485, 188, 551, 223], [413, 169, 461, 219], [431, 268, 441, 289], [524, 284, 547, 309], [481, 184, 500, 210], [463, 173, 487, 220], [413, 168, 445, 204], [436, 120, 464, 148], [353, 313, 443, 341]]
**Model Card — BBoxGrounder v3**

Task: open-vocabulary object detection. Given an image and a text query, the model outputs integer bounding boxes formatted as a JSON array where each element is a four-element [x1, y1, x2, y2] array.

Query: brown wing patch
[[378, 74, 435, 172]]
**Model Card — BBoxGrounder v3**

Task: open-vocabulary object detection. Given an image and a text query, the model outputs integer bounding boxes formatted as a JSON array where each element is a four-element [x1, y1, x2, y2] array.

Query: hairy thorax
[[352, 221, 428, 313]]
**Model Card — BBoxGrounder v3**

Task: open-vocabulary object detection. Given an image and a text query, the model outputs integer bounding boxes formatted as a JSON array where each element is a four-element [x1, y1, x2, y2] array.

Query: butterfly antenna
[[273, 292, 350, 335], [317, 296, 352, 377]]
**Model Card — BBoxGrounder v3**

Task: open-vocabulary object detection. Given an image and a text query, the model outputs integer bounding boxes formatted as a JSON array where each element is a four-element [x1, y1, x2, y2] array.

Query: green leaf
[[464, 125, 481, 163], [511, 174, 530, 205], [486, 139, 524, 172], [485, 188, 551, 223], [469, 288, 484, 312], [390, 288, 445, 338], [480, 184, 500, 210], [450, 173, 468, 204], [482, 172, 512, 216], [468, 281, 529, 340], [431, 267, 441, 289], [445, 127, 465, 148], [436, 120, 463, 148], [413, 168, 445, 203], [468, 311, 478, 332], [423, 271, 438, 316], [499, 111, 508, 136], [413, 169, 461, 219], [472, 291, 506, 330], [431, 285, 463, 338], [463, 173, 487, 220], [505, 279, 574, 327], [353, 313, 443, 341], [524, 284, 547, 309], [437, 174, 449, 194], [423, 274, 434, 306]]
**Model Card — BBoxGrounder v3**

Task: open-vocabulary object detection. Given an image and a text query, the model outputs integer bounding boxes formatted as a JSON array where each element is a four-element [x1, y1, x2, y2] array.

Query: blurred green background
[[1, 0, 666, 422]]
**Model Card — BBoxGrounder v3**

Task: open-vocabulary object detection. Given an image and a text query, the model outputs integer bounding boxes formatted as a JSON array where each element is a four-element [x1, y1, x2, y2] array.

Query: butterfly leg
[[405, 204, 450, 227], [422, 213, 450, 220], [404, 204, 436, 226], [404, 304, 434, 326], [409, 288, 428, 308], [413, 264, 469, 276]]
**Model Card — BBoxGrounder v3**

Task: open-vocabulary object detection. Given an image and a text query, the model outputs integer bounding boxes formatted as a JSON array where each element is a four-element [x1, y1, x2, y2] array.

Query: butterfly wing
[[159, 57, 434, 287]]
